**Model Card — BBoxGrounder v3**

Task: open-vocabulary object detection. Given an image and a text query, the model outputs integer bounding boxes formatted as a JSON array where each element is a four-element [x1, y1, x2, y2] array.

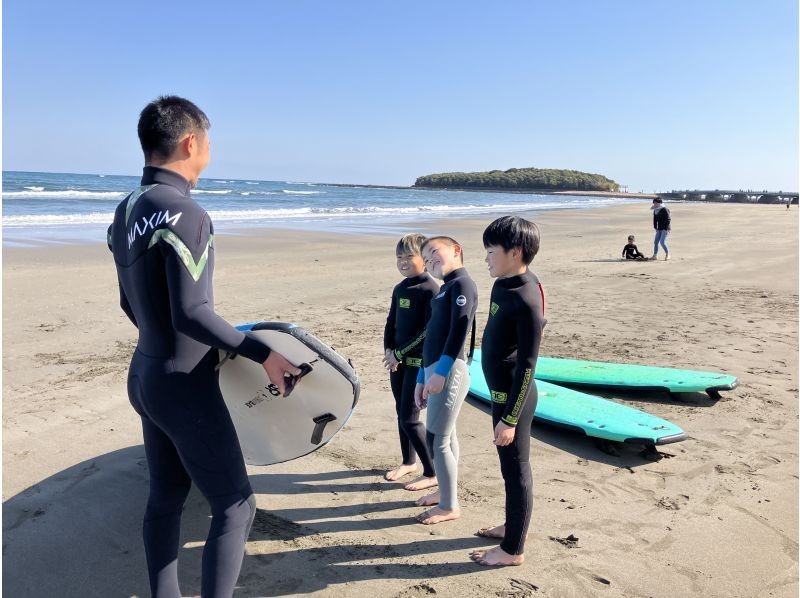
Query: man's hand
[[262, 351, 302, 396], [382, 349, 400, 372], [423, 373, 445, 400], [494, 421, 516, 446], [414, 383, 427, 409]]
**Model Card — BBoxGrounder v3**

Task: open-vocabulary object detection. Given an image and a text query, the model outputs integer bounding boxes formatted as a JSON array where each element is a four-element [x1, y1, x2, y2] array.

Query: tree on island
[[414, 167, 619, 192]]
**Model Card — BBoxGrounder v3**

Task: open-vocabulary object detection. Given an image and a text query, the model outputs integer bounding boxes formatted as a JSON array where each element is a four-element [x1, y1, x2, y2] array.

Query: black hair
[[420, 236, 465, 263], [653, 197, 663, 204], [482, 215, 540, 265], [138, 96, 211, 162]]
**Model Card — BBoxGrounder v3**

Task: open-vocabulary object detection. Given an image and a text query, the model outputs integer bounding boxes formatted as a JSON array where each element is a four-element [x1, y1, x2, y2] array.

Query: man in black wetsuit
[[108, 96, 300, 597], [470, 216, 545, 568]]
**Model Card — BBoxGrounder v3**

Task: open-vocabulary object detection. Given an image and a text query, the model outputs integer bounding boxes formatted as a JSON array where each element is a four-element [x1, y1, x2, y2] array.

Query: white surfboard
[[217, 322, 360, 465]]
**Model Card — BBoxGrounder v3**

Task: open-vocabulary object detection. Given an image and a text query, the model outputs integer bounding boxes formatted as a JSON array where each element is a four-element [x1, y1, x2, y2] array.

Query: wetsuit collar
[[443, 267, 467, 283], [404, 273, 430, 285], [497, 270, 532, 288], [141, 166, 192, 195]]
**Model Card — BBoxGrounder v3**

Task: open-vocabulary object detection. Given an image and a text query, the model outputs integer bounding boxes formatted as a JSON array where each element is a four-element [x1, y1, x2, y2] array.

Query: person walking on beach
[[650, 198, 671, 260], [108, 96, 300, 597], [469, 216, 544, 567], [382, 233, 439, 491]]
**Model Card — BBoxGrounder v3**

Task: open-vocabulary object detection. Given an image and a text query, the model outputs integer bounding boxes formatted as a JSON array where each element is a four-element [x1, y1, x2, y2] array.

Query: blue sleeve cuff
[[417, 367, 425, 384], [434, 355, 454, 377]]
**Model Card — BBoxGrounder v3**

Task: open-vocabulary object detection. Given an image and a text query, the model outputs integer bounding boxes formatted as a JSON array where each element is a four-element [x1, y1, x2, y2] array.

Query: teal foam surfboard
[[469, 349, 686, 445], [534, 357, 738, 399]]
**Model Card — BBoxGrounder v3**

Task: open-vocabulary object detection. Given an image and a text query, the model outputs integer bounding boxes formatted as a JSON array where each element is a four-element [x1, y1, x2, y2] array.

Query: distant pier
[[658, 190, 798, 204]]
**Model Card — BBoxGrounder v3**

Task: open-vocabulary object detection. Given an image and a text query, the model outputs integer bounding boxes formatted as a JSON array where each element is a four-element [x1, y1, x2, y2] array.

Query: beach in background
[[3, 202, 798, 597]]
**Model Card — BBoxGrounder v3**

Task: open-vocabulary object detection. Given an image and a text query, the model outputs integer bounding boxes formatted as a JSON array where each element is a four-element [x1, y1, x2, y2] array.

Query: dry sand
[[3, 203, 798, 597]]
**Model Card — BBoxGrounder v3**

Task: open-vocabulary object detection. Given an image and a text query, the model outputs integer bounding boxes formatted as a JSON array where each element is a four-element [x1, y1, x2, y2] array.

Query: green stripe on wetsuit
[[149, 229, 214, 282]]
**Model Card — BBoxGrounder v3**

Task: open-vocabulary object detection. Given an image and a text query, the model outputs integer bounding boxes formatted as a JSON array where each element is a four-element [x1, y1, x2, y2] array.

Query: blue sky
[[3, 0, 798, 191]]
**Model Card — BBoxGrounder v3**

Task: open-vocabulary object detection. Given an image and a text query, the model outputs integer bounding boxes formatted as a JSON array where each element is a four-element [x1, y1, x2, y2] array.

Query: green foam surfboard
[[469, 349, 686, 445], [534, 356, 738, 399]]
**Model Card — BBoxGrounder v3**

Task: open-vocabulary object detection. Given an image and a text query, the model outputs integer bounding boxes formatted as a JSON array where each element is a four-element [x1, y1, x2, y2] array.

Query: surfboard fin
[[311, 413, 337, 444]]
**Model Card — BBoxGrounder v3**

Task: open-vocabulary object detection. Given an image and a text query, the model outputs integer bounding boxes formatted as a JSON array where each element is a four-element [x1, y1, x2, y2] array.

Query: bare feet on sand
[[404, 475, 438, 491], [475, 524, 505, 539], [415, 490, 440, 506], [469, 546, 524, 567], [384, 463, 419, 481], [416, 506, 461, 525]]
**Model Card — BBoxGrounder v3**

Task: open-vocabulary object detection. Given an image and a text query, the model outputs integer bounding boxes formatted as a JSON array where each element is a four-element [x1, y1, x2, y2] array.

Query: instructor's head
[[138, 96, 211, 186]]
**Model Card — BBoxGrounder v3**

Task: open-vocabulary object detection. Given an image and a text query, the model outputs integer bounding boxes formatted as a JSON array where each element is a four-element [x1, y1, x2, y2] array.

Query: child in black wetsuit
[[382, 234, 439, 492], [470, 216, 545, 567], [622, 235, 647, 260]]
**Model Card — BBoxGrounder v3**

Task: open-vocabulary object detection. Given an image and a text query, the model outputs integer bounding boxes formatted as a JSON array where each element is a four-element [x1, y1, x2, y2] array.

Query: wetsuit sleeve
[[159, 211, 271, 363], [383, 291, 397, 351], [434, 279, 477, 377], [502, 291, 544, 426]]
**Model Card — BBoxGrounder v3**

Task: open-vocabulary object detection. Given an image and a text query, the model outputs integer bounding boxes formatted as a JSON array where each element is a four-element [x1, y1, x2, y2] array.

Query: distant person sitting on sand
[[622, 235, 647, 260], [382, 233, 438, 492], [651, 198, 671, 261]]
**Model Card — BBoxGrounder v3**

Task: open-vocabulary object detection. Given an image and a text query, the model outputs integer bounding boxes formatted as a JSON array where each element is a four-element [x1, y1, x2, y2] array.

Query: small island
[[414, 167, 619, 193]]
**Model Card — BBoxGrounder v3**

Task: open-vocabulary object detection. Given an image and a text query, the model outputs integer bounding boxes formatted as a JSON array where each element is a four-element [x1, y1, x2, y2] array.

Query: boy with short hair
[[470, 215, 545, 567], [382, 234, 439, 491]]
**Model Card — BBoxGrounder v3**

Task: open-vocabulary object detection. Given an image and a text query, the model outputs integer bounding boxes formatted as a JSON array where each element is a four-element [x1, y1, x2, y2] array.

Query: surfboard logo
[[399, 298, 411, 309], [456, 295, 467, 307]]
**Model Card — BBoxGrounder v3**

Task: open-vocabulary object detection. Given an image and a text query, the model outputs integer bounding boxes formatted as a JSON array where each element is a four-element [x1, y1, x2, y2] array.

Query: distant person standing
[[650, 198, 671, 261]]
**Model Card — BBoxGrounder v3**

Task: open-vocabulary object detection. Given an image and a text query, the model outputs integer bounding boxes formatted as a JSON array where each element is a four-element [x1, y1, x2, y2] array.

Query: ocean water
[[2, 171, 644, 246]]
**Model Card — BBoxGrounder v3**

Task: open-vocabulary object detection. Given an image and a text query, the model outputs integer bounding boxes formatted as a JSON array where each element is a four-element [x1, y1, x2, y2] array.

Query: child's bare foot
[[416, 506, 460, 525], [404, 475, 437, 491], [475, 524, 505, 539], [384, 463, 419, 481], [469, 546, 524, 567], [415, 490, 440, 506]]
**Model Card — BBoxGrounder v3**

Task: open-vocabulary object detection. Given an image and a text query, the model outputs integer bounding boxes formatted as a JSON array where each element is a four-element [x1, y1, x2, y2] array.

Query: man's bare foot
[[469, 546, 524, 567], [415, 490, 440, 506], [475, 524, 505, 539], [416, 506, 461, 525], [404, 475, 438, 491], [384, 463, 419, 481]]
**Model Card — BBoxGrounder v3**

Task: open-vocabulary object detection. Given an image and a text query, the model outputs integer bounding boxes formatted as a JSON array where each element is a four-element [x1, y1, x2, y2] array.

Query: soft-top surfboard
[[468, 349, 686, 445], [534, 356, 738, 399], [217, 322, 359, 465]]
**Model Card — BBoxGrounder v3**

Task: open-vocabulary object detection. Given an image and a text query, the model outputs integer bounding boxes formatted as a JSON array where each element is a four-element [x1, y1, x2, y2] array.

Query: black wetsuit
[[108, 166, 270, 598], [481, 270, 545, 555], [383, 273, 439, 477], [419, 267, 479, 375], [622, 243, 646, 260]]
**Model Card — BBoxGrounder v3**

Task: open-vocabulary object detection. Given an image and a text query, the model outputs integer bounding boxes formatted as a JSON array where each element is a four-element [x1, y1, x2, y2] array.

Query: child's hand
[[414, 383, 427, 409], [382, 349, 400, 371], [424, 374, 445, 398], [493, 421, 516, 446]]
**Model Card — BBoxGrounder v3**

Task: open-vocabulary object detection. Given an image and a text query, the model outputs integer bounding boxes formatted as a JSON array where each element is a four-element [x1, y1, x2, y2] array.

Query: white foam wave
[[282, 190, 323, 195], [23, 186, 45, 191], [2, 190, 126, 200], [2, 197, 639, 227], [193, 189, 232, 195], [3, 212, 115, 226], [245, 181, 259, 185]]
